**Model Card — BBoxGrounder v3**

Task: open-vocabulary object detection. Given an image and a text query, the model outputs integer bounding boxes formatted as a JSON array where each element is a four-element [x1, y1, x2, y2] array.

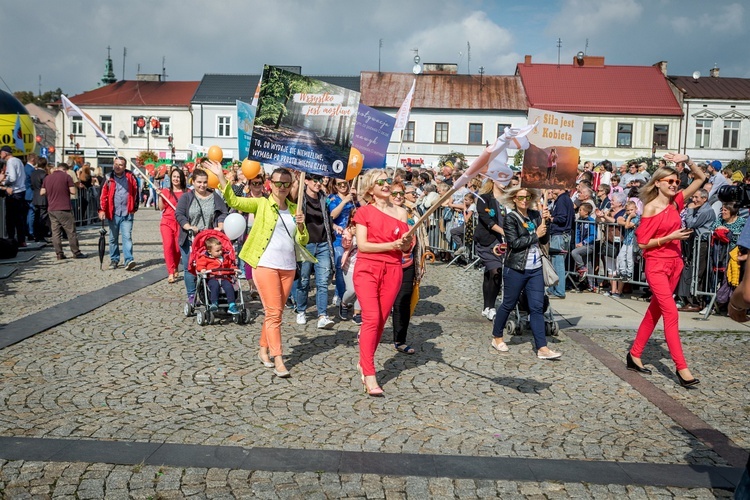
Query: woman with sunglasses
[[241, 173, 268, 298], [490, 186, 561, 359], [158, 167, 186, 283], [353, 170, 413, 395], [204, 161, 308, 378], [388, 182, 427, 355], [328, 179, 359, 318], [627, 153, 705, 386]]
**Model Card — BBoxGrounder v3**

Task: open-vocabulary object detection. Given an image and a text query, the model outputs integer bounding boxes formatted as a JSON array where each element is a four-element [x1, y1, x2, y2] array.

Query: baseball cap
[[0, 146, 12, 154], [710, 160, 722, 170]]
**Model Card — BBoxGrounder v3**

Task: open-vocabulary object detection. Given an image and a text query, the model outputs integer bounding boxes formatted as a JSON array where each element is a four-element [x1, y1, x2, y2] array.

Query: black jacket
[[474, 193, 504, 247], [503, 209, 549, 272]]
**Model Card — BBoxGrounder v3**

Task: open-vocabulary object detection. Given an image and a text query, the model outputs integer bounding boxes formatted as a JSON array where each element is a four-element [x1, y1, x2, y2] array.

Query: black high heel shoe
[[626, 352, 652, 374], [676, 370, 700, 388]]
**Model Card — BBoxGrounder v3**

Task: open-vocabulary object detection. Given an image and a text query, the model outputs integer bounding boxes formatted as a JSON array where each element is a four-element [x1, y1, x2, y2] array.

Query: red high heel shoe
[[357, 364, 384, 397]]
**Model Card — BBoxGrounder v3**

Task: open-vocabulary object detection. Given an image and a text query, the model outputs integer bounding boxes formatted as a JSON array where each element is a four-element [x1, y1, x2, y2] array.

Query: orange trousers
[[253, 266, 296, 357]]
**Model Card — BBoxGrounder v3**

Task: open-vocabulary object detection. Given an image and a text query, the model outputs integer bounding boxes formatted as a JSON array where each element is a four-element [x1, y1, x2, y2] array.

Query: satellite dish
[[118, 130, 126, 139], [692, 71, 701, 80], [412, 64, 422, 75]]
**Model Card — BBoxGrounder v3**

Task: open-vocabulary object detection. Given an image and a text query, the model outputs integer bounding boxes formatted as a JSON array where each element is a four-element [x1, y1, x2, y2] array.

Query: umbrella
[[410, 251, 436, 315], [98, 220, 107, 270]]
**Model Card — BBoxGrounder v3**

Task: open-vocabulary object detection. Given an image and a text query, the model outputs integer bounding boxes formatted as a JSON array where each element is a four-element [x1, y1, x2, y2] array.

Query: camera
[[717, 184, 750, 208]]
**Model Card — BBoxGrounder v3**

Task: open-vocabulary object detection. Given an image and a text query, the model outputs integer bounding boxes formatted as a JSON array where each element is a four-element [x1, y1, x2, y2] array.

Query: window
[[695, 119, 711, 148], [132, 116, 144, 135], [434, 122, 449, 143], [402, 121, 415, 142], [468, 123, 483, 144], [581, 122, 596, 146], [723, 120, 740, 148], [617, 123, 632, 147], [99, 115, 113, 136], [653, 124, 669, 149], [497, 124, 511, 138], [217, 116, 232, 137], [157, 117, 170, 137], [71, 117, 83, 135]]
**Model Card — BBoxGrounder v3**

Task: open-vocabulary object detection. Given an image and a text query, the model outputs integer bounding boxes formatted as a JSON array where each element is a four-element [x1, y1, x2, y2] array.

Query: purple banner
[[352, 104, 395, 170]]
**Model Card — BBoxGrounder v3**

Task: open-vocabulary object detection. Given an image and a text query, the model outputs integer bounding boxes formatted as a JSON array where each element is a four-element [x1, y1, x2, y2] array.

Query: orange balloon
[[207, 145, 223, 162], [205, 169, 220, 189], [345, 147, 364, 180], [241, 159, 262, 180]]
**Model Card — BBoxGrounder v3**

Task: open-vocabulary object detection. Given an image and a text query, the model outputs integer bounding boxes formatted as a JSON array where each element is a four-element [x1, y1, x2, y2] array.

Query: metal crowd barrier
[[570, 219, 724, 319]]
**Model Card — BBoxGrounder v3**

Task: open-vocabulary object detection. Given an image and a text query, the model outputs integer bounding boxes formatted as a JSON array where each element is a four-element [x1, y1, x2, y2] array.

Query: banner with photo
[[236, 99, 256, 160], [521, 108, 582, 190], [249, 65, 360, 179], [351, 103, 395, 172]]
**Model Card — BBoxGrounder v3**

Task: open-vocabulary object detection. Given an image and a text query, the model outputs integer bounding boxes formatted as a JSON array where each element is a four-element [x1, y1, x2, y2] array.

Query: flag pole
[[404, 187, 457, 239]]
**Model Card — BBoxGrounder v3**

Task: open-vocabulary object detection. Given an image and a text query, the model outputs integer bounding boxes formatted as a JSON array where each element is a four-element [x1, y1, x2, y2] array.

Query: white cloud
[[551, 0, 644, 35]]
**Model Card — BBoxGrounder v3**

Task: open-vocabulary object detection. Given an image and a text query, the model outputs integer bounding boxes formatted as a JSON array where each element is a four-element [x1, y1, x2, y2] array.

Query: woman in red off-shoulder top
[[628, 153, 706, 387]]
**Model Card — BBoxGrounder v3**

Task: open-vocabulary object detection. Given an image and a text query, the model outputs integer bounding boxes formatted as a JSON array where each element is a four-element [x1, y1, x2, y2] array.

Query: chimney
[[710, 65, 720, 78], [524, 55, 532, 65], [653, 61, 668, 76]]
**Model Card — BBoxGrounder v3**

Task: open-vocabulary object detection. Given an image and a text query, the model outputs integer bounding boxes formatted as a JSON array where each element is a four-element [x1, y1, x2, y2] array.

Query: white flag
[[393, 79, 416, 131], [61, 94, 114, 148]]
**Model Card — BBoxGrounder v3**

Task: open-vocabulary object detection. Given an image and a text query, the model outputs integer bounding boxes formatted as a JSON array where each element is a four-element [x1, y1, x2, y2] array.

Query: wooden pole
[[125, 158, 176, 211], [296, 172, 306, 215], [404, 187, 456, 239]]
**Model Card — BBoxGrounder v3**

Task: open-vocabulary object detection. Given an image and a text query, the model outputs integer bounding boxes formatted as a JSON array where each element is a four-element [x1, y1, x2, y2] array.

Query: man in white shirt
[[0, 146, 27, 246]]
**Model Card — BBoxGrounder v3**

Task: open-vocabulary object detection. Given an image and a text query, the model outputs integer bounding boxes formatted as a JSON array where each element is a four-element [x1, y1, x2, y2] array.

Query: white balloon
[[223, 213, 247, 240]]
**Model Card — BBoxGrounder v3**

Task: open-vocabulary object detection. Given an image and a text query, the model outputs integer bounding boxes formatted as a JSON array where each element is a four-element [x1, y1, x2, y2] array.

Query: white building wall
[[680, 98, 750, 166], [191, 103, 239, 160]]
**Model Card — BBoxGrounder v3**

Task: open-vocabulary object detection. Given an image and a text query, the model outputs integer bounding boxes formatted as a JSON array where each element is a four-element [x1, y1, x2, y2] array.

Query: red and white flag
[[393, 79, 416, 131], [61, 94, 114, 148]]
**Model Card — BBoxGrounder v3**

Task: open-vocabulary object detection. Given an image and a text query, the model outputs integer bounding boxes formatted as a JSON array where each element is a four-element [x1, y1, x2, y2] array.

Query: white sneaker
[[481, 307, 490, 318], [332, 295, 340, 307], [699, 307, 708, 315], [296, 312, 307, 325], [317, 315, 334, 329], [486, 308, 496, 321]]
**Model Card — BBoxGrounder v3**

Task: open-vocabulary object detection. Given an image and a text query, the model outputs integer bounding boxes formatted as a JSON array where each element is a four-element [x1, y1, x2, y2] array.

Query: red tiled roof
[[668, 76, 750, 100], [516, 62, 682, 116], [360, 71, 527, 111], [68, 80, 200, 107]]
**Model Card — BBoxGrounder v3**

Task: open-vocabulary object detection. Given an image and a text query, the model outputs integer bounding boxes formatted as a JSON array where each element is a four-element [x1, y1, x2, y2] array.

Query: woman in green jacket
[[206, 161, 308, 378]]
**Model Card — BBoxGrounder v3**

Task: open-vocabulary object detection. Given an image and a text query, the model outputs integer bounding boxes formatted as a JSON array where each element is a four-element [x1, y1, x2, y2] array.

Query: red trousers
[[354, 259, 403, 376], [160, 218, 180, 275], [630, 257, 688, 370]]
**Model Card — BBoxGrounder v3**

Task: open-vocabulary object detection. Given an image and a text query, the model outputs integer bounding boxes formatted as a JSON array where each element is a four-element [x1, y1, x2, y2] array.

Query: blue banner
[[351, 104, 395, 171], [236, 99, 256, 160]]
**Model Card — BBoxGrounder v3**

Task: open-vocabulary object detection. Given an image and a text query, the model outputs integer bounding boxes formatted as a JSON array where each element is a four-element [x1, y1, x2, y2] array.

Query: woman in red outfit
[[353, 169, 413, 396], [158, 168, 186, 283], [627, 153, 705, 387]]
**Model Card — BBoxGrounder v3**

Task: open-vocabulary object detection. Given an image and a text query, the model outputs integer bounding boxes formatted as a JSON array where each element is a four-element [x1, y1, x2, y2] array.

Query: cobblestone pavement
[[0, 460, 733, 499], [0, 210, 747, 498]]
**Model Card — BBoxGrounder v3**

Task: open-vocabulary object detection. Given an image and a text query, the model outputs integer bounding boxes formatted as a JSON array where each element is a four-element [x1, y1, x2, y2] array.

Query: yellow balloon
[[241, 159, 262, 179], [207, 145, 223, 162], [206, 169, 220, 189], [345, 147, 364, 181]]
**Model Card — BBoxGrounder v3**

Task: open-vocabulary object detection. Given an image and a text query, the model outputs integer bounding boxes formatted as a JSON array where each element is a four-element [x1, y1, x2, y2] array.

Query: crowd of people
[[4, 148, 750, 392]]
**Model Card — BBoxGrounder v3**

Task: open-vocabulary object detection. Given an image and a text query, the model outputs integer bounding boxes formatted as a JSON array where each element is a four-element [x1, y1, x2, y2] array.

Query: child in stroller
[[187, 229, 248, 326]]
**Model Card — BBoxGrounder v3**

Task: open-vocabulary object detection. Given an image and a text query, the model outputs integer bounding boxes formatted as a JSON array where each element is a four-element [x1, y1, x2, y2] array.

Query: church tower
[[101, 46, 117, 85]]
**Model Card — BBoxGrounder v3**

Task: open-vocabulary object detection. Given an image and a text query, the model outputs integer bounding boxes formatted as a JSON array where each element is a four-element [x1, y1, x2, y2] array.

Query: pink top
[[352, 204, 410, 265], [636, 192, 684, 259]]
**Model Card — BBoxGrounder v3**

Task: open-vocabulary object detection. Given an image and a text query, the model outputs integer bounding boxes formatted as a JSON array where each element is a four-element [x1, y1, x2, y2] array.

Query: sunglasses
[[271, 181, 292, 188], [515, 195, 532, 201], [250, 181, 264, 186], [336, 182, 349, 187], [390, 191, 405, 197], [308, 177, 323, 184], [660, 178, 679, 186], [405, 191, 417, 196], [374, 178, 393, 186]]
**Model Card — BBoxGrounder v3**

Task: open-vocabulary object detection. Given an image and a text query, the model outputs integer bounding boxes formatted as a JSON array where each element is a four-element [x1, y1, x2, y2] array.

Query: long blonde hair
[[501, 186, 542, 210], [639, 166, 678, 205], [359, 169, 388, 204]]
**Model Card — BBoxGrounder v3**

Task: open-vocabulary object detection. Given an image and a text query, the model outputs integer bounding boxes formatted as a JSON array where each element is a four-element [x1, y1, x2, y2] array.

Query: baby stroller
[[184, 229, 250, 326], [504, 289, 559, 337]]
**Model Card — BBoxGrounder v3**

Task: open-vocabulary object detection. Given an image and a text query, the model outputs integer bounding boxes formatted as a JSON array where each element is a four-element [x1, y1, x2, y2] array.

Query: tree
[[13, 88, 63, 106], [256, 67, 317, 128]]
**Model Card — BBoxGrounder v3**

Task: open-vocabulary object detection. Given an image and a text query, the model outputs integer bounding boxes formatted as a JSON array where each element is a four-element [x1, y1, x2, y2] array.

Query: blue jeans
[[109, 213, 134, 265], [296, 242, 332, 317], [180, 237, 196, 298], [333, 245, 346, 300], [492, 266, 547, 350], [548, 233, 570, 297]]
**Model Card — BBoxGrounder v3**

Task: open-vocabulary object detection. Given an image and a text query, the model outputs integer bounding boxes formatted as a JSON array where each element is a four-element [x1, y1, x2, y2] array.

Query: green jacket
[[222, 183, 309, 268]]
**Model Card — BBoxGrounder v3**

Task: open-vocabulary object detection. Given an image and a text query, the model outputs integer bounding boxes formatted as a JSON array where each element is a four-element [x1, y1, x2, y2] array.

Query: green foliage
[[438, 151, 468, 170], [626, 156, 657, 174], [513, 149, 524, 167], [727, 158, 750, 175], [136, 150, 158, 166], [256, 67, 318, 127], [13, 88, 63, 106]]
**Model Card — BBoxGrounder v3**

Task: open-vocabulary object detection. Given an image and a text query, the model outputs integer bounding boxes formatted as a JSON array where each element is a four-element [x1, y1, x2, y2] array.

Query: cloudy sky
[[2, 0, 747, 97]]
